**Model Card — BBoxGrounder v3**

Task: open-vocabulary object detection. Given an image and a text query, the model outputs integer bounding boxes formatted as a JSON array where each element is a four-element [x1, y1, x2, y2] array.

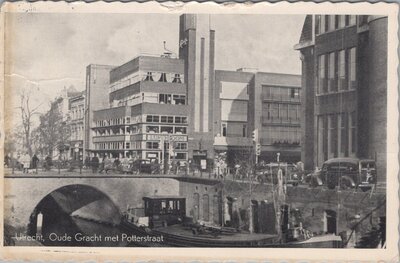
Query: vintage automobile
[[308, 158, 377, 191], [256, 163, 303, 186], [131, 159, 160, 174]]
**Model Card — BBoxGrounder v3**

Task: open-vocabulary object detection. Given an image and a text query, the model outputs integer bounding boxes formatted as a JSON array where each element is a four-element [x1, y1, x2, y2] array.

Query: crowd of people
[[4, 152, 45, 173]]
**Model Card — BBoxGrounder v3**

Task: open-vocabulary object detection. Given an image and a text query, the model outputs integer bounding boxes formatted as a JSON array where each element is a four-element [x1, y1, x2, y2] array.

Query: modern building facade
[[68, 92, 85, 160], [295, 15, 387, 180], [84, 14, 304, 172], [213, 69, 301, 166], [92, 56, 189, 164]]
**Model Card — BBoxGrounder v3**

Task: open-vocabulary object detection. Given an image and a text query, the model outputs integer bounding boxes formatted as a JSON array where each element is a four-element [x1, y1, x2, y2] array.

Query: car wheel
[[327, 181, 336, 190]]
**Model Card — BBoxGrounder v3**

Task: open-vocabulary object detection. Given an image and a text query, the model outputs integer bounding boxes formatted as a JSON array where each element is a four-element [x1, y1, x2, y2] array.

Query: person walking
[[91, 155, 99, 173], [99, 155, 107, 173], [31, 154, 39, 173], [21, 152, 30, 173]]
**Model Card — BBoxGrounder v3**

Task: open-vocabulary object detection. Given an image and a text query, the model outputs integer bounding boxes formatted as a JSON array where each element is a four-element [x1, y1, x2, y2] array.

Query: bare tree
[[17, 89, 42, 156]]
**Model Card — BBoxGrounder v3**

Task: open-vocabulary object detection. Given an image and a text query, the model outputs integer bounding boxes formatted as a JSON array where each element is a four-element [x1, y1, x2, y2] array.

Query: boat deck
[[154, 224, 276, 242]]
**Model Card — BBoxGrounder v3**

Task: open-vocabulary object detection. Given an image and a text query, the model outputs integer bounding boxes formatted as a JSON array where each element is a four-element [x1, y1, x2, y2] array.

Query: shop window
[[176, 152, 187, 160], [173, 95, 186, 105], [147, 126, 159, 133], [146, 142, 159, 149], [161, 126, 173, 134], [146, 115, 159, 123], [175, 142, 187, 150], [175, 127, 187, 134], [159, 94, 172, 104]]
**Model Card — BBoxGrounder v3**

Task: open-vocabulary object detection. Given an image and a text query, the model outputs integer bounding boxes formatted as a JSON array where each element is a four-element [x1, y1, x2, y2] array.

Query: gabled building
[[68, 92, 85, 160]]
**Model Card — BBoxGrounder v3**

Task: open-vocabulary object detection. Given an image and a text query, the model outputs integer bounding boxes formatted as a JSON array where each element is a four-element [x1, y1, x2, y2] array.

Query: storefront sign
[[147, 134, 187, 142], [193, 150, 207, 157]]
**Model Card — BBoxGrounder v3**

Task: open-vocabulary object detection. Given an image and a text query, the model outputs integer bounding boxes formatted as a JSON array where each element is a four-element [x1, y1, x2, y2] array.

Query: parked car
[[308, 158, 377, 191], [130, 159, 160, 174], [256, 163, 303, 186]]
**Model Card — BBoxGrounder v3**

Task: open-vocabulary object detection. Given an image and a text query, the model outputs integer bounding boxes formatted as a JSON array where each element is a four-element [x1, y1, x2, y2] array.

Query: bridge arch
[[28, 184, 122, 237]]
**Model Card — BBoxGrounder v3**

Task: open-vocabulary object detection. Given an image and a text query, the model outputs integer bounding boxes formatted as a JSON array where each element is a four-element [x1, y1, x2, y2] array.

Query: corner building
[[92, 56, 189, 163], [214, 70, 301, 165], [295, 15, 387, 181]]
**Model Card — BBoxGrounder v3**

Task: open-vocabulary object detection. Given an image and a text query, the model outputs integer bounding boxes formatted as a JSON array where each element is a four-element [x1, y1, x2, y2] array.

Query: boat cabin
[[143, 196, 186, 228]]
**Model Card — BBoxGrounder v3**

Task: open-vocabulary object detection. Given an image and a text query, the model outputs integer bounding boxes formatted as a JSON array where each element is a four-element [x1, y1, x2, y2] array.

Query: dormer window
[[159, 73, 167, 82], [172, 74, 182, 83], [144, 72, 154, 81]]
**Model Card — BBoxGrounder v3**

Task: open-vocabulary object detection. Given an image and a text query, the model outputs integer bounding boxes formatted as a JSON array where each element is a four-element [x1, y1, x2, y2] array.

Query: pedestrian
[[4, 154, 10, 167], [84, 156, 90, 169], [91, 155, 99, 173], [21, 152, 30, 173], [44, 155, 52, 171], [31, 154, 39, 173], [99, 155, 107, 173]]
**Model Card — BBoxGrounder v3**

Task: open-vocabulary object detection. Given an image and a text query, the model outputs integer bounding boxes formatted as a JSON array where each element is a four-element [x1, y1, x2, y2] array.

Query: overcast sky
[[5, 13, 305, 119]]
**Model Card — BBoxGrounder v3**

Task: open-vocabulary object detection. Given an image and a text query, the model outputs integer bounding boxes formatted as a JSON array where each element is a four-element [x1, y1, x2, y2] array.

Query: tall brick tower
[[179, 14, 216, 164]]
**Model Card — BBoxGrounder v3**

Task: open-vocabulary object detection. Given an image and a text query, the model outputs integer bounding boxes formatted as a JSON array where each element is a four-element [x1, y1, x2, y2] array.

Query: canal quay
[[4, 168, 386, 247]]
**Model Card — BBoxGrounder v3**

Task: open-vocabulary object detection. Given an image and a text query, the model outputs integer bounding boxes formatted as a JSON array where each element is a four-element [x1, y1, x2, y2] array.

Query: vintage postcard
[[0, 1, 398, 261]]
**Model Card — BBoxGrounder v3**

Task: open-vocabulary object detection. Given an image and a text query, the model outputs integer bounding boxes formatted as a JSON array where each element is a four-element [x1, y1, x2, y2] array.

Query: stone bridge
[[4, 174, 191, 233], [4, 173, 386, 247]]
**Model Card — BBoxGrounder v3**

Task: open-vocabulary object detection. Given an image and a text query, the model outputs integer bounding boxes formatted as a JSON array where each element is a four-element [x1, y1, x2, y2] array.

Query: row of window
[[110, 71, 184, 92], [317, 112, 357, 163], [146, 115, 187, 124], [94, 141, 188, 151], [263, 103, 300, 123], [145, 152, 188, 160], [115, 93, 187, 107], [261, 126, 301, 145], [70, 106, 84, 121], [71, 125, 84, 141], [146, 142, 187, 150], [95, 114, 187, 127], [262, 86, 301, 102], [317, 47, 356, 94], [316, 15, 357, 35], [146, 125, 187, 134], [96, 118, 126, 127], [94, 124, 187, 136]]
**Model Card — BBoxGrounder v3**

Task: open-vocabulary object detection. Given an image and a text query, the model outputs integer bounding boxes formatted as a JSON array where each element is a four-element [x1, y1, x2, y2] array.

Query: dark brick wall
[[297, 16, 388, 180], [364, 17, 387, 181], [301, 47, 315, 171]]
